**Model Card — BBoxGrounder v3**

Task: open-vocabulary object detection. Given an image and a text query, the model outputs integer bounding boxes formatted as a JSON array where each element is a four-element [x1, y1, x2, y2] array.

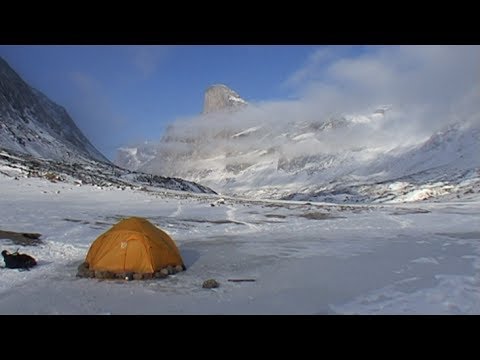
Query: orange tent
[[85, 217, 184, 274]]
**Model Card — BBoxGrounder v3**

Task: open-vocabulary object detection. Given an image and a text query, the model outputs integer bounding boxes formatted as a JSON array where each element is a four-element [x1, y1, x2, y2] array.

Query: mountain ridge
[[115, 85, 480, 203], [0, 56, 108, 163]]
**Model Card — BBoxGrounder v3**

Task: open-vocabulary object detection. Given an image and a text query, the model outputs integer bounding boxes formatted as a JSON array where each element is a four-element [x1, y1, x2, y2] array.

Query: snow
[[134, 106, 480, 204], [228, 95, 247, 105], [119, 147, 138, 156], [292, 133, 316, 141], [411, 257, 440, 265], [347, 115, 376, 124], [116, 144, 158, 171], [1, 173, 479, 314], [232, 126, 261, 138]]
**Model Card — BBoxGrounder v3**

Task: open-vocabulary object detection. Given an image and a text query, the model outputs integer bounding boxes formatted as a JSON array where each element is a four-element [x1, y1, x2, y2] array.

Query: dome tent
[[78, 217, 185, 279]]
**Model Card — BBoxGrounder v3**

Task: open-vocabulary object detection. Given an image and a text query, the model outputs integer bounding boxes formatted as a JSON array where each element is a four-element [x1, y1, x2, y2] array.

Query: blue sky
[[0, 45, 349, 159], [0, 45, 477, 161]]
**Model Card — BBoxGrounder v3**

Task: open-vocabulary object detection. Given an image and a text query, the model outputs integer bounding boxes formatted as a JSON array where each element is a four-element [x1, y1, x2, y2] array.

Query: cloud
[[295, 45, 480, 131], [284, 47, 335, 88], [284, 46, 362, 89], [131, 46, 480, 177], [129, 46, 169, 77]]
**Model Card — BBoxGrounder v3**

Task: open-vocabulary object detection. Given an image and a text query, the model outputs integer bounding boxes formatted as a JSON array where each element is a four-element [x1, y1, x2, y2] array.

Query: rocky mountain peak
[[203, 84, 247, 114]]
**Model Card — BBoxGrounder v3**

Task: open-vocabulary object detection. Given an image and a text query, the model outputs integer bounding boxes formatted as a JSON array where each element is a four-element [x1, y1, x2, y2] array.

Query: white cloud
[[297, 45, 480, 130], [284, 47, 335, 87]]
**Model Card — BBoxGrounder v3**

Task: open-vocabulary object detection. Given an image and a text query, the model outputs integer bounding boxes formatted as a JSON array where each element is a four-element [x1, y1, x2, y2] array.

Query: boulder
[[202, 279, 219, 289]]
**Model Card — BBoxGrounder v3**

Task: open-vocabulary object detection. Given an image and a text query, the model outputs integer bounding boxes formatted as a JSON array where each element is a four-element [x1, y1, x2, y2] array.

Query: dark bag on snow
[[1, 250, 37, 269]]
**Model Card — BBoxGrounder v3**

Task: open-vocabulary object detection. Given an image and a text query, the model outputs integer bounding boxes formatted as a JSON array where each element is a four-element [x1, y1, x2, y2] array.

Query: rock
[[105, 271, 116, 279], [76, 262, 96, 278], [143, 273, 153, 280], [133, 273, 144, 280], [95, 270, 115, 279], [160, 268, 169, 276], [76, 269, 88, 278], [45, 172, 59, 182], [175, 265, 184, 273], [77, 262, 89, 271], [167, 265, 174, 275], [154, 271, 167, 279], [104, 271, 116, 279], [203, 84, 247, 114], [202, 279, 219, 289]]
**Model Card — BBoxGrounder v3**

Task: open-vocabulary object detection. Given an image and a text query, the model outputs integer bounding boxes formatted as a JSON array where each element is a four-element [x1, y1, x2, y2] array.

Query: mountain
[[0, 56, 216, 195], [116, 142, 158, 171], [0, 56, 108, 163], [0, 146, 215, 194], [115, 85, 480, 203], [116, 84, 248, 170], [282, 121, 480, 203], [203, 84, 248, 114]]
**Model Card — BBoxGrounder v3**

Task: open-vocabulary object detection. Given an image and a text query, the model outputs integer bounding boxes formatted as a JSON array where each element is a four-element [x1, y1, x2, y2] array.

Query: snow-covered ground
[[1, 174, 479, 314]]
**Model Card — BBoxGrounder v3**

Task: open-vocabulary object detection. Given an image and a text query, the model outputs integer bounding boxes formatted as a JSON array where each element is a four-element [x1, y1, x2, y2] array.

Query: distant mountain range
[[116, 84, 480, 203]]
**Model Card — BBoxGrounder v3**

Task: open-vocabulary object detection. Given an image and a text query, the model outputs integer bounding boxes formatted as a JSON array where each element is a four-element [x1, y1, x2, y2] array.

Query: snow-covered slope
[[116, 142, 158, 171], [119, 97, 480, 204], [0, 56, 108, 163], [284, 120, 480, 203], [0, 146, 215, 194]]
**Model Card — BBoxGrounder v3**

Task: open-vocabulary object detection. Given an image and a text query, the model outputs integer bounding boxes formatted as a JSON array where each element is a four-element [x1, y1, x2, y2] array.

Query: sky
[[0, 45, 331, 159], [0, 45, 478, 161]]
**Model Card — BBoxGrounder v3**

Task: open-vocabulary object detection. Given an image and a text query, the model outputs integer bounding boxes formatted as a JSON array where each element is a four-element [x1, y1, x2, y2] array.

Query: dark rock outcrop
[[202, 279, 219, 288]]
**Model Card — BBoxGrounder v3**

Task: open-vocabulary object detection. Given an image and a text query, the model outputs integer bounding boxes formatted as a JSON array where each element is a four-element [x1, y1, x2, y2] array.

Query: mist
[[121, 46, 479, 180]]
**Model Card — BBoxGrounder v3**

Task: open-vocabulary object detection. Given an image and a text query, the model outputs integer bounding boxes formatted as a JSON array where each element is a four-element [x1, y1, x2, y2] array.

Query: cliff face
[[203, 84, 247, 114]]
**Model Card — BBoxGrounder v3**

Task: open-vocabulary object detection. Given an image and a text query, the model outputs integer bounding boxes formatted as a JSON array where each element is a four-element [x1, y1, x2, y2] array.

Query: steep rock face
[[0, 56, 108, 163], [203, 84, 247, 114]]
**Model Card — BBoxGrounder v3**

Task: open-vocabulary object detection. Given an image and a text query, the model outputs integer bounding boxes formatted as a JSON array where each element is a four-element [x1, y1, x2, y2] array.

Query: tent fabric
[[85, 217, 184, 274]]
